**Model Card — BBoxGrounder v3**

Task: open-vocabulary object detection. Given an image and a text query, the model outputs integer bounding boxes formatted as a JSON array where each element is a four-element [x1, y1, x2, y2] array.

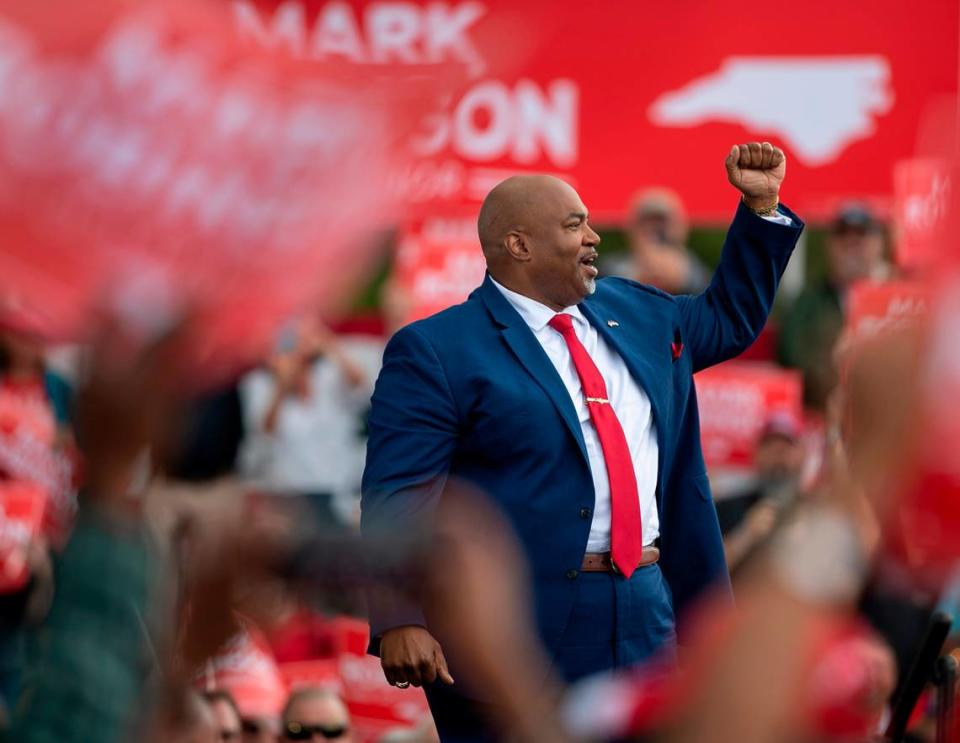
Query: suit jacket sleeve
[[676, 201, 804, 373], [361, 324, 460, 641]]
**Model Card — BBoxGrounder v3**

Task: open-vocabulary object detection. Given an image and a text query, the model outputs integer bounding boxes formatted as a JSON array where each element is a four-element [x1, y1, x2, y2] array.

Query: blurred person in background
[[0, 324, 74, 715], [717, 412, 806, 574], [602, 187, 710, 295], [202, 690, 243, 743], [376, 717, 441, 743], [240, 317, 371, 527], [149, 689, 219, 743], [281, 687, 354, 743], [363, 143, 803, 742], [778, 203, 889, 410]]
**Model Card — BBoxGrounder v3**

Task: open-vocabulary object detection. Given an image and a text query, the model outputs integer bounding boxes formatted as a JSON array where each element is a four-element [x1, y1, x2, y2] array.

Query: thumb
[[724, 144, 739, 172], [435, 649, 455, 685]]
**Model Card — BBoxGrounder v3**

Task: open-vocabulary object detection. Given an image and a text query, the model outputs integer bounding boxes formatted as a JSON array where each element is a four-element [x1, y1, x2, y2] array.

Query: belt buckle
[[610, 557, 620, 575]]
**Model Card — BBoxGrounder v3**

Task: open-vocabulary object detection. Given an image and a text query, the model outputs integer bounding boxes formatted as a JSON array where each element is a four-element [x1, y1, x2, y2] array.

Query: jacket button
[[566, 569, 579, 580], [579, 508, 592, 519]]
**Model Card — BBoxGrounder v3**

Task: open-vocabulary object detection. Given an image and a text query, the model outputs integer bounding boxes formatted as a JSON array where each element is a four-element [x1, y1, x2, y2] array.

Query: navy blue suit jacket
[[362, 201, 804, 653]]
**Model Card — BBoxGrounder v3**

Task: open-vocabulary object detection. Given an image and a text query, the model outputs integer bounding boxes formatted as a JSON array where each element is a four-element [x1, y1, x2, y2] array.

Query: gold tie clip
[[585, 397, 610, 405]]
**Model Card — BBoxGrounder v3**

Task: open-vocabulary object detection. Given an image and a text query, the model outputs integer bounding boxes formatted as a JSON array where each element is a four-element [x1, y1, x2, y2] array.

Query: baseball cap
[[832, 203, 880, 233]]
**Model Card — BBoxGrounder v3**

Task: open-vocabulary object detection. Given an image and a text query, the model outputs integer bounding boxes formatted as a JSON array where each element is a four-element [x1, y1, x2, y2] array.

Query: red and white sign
[[279, 617, 431, 743], [0, 481, 47, 593], [893, 159, 953, 272], [394, 213, 486, 325], [695, 362, 803, 470], [234, 0, 958, 222], [845, 280, 931, 340], [0, 0, 433, 383]]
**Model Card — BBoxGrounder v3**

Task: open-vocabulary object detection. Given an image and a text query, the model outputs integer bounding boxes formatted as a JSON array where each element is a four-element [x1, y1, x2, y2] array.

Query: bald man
[[362, 143, 804, 742]]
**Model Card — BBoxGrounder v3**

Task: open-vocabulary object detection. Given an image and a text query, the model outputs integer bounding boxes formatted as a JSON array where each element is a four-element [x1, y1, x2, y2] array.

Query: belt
[[581, 547, 660, 573]]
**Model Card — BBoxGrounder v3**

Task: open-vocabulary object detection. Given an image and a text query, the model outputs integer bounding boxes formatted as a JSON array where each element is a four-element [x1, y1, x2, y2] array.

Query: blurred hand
[[380, 625, 454, 688], [725, 142, 786, 209], [744, 501, 779, 540], [75, 314, 189, 509], [634, 244, 693, 294], [267, 352, 308, 395]]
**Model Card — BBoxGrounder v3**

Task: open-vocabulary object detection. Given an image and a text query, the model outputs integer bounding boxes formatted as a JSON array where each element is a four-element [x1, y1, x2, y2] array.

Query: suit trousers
[[424, 562, 677, 742]]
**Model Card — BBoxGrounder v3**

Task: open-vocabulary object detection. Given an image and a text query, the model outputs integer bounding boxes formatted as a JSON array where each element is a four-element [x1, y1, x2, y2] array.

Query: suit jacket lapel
[[476, 276, 589, 464]]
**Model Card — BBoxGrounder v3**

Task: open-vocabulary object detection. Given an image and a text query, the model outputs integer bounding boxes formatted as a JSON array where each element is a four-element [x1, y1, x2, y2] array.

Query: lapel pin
[[607, 320, 619, 327]]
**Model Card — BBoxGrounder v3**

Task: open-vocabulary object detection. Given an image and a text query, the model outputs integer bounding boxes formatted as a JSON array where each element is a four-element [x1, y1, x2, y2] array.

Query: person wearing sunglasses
[[281, 687, 354, 742]]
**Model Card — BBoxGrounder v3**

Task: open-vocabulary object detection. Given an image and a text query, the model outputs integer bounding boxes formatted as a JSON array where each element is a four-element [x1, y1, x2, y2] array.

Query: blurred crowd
[[0, 185, 956, 743]]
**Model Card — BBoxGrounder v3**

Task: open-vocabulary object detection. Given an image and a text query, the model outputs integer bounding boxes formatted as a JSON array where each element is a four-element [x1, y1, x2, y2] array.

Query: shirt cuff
[[761, 209, 793, 226]]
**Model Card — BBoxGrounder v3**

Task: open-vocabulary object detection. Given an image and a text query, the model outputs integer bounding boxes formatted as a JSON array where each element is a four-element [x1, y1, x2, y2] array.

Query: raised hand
[[725, 142, 786, 211]]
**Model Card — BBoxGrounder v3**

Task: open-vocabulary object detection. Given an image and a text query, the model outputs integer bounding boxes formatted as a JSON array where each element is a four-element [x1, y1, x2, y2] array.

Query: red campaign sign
[[279, 618, 431, 743], [845, 280, 932, 340], [0, 0, 431, 385], [202, 628, 288, 719], [694, 362, 803, 470], [0, 481, 47, 593], [394, 213, 486, 325], [893, 159, 953, 272], [234, 0, 957, 222]]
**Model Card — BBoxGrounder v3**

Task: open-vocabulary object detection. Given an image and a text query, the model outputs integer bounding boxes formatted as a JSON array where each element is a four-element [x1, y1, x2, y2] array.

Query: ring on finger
[[395, 681, 410, 689]]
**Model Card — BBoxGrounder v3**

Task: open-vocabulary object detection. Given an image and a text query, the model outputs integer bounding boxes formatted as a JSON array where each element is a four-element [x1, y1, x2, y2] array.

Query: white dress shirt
[[490, 277, 660, 551]]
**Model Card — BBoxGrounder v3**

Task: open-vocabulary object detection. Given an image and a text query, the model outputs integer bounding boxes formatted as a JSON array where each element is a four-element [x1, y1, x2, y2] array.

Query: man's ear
[[504, 232, 531, 262]]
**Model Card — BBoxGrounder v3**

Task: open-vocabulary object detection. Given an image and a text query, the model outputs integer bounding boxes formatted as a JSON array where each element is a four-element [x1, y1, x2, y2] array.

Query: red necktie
[[549, 313, 643, 578]]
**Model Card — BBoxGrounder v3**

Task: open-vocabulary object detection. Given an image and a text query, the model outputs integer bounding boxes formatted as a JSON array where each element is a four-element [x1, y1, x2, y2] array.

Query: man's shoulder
[[592, 276, 678, 305], [390, 292, 487, 347]]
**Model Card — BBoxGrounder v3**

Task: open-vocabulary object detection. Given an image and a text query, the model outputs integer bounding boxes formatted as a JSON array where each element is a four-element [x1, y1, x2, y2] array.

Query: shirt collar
[[489, 276, 587, 332]]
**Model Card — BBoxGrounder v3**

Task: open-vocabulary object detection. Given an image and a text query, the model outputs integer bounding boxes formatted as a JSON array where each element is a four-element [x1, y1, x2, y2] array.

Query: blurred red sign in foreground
[[0, 0, 439, 385], [694, 362, 803, 471], [887, 277, 960, 585]]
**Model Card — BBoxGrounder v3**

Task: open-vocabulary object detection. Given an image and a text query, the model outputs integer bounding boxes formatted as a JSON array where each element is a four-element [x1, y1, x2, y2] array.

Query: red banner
[[235, 0, 958, 222], [694, 362, 803, 470]]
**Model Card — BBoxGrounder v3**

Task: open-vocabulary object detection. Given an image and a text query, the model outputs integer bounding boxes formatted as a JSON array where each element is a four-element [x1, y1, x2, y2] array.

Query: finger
[[403, 663, 423, 687], [772, 146, 785, 168], [738, 143, 750, 167], [381, 663, 401, 687], [419, 659, 438, 685], [760, 142, 774, 169], [748, 142, 762, 168], [436, 650, 455, 685]]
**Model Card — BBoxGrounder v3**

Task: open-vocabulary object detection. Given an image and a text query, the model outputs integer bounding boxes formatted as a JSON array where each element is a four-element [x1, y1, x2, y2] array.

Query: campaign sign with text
[[893, 159, 952, 272], [0, 481, 47, 593], [233, 0, 958, 221], [394, 213, 486, 325], [694, 362, 803, 470], [845, 280, 931, 341]]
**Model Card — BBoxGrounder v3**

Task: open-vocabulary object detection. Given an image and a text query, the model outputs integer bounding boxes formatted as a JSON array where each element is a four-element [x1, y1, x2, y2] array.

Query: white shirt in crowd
[[239, 350, 375, 499]]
